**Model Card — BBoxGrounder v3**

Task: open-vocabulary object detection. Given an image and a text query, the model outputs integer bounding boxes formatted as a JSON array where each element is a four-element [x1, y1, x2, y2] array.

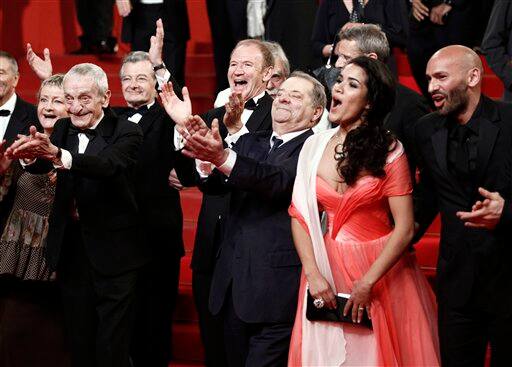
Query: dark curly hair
[[336, 56, 396, 185]]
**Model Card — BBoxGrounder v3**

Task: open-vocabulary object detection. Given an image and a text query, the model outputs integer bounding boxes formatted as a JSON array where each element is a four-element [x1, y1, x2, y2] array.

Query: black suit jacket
[[113, 103, 194, 259], [413, 96, 512, 315], [0, 95, 38, 233], [28, 110, 146, 276], [207, 129, 313, 323], [190, 93, 274, 273]]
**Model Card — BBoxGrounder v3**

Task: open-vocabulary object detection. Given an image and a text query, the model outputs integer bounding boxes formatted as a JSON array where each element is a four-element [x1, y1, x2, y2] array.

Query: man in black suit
[[407, 0, 482, 98], [162, 38, 274, 366], [176, 71, 325, 366], [333, 24, 430, 170], [112, 50, 192, 367], [118, 0, 190, 87], [412, 45, 512, 366], [7, 63, 145, 367]]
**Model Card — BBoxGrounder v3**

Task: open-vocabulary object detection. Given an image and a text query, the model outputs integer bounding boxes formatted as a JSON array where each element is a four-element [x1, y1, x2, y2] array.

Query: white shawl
[[291, 126, 347, 366]]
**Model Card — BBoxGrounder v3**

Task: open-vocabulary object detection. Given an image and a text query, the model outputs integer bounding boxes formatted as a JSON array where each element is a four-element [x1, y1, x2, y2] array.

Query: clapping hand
[[223, 92, 244, 134], [159, 82, 191, 126], [456, 187, 504, 230], [343, 278, 373, 323], [5, 126, 58, 161], [430, 3, 451, 25], [26, 43, 52, 80], [178, 116, 228, 167]]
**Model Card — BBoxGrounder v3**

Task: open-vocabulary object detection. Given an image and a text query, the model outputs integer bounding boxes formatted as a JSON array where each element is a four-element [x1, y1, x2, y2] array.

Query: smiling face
[[426, 55, 470, 116], [228, 44, 272, 101], [120, 60, 157, 108], [37, 85, 68, 133], [64, 75, 110, 129], [271, 77, 321, 135], [329, 63, 370, 127], [0, 56, 19, 106]]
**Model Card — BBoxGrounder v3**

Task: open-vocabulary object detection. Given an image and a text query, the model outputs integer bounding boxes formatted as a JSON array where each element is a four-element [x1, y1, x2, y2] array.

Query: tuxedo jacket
[[121, 0, 190, 44], [206, 129, 313, 323], [190, 93, 274, 274], [27, 110, 146, 276], [113, 103, 194, 259], [413, 96, 512, 314]]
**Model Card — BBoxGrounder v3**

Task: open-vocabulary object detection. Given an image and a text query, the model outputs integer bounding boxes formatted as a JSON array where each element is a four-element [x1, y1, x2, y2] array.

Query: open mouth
[[42, 113, 57, 119], [431, 93, 445, 108], [331, 96, 342, 109], [234, 79, 248, 87]]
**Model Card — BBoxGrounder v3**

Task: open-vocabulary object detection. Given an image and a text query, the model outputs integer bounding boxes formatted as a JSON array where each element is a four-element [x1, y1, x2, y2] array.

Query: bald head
[[426, 45, 482, 122]]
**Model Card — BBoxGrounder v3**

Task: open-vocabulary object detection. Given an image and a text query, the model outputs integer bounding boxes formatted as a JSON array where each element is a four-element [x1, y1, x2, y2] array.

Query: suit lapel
[[267, 130, 313, 163], [431, 120, 451, 179], [475, 99, 500, 186], [246, 93, 272, 132], [137, 103, 160, 136], [4, 96, 29, 143], [84, 110, 115, 155]]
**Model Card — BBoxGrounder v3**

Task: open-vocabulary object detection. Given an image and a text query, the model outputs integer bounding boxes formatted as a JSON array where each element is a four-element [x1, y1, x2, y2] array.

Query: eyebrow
[[347, 76, 361, 84]]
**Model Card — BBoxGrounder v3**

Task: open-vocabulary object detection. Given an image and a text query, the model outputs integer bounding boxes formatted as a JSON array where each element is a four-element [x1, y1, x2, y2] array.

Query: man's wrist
[[51, 146, 61, 163], [212, 149, 229, 167], [226, 121, 243, 135]]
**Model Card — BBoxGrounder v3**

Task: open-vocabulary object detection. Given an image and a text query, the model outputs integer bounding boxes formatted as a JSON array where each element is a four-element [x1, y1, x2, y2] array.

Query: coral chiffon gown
[[288, 146, 440, 366]]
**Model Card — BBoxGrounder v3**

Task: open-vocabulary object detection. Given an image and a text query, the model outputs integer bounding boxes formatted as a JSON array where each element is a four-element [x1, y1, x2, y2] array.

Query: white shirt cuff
[[216, 149, 236, 177], [56, 149, 72, 169], [156, 69, 171, 90], [174, 126, 186, 151], [224, 125, 249, 148], [19, 158, 36, 167]]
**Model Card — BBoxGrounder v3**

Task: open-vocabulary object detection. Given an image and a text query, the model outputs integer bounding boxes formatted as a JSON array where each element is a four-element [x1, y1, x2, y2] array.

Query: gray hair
[[337, 24, 390, 62], [0, 50, 19, 75], [38, 73, 65, 98], [289, 71, 326, 113], [64, 63, 109, 96], [120, 51, 155, 79], [263, 41, 290, 77], [232, 39, 275, 70]]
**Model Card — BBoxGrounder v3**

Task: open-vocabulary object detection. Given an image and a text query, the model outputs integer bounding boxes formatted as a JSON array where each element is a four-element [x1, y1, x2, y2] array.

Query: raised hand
[[430, 3, 451, 25], [159, 82, 191, 126], [149, 18, 164, 66], [115, 0, 132, 17], [26, 43, 52, 80], [223, 92, 244, 134], [181, 118, 228, 167], [456, 187, 504, 230]]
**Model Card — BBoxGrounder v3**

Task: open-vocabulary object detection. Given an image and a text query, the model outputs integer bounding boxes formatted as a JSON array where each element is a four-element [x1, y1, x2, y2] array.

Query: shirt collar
[[0, 93, 17, 113], [89, 110, 104, 130], [270, 128, 309, 147]]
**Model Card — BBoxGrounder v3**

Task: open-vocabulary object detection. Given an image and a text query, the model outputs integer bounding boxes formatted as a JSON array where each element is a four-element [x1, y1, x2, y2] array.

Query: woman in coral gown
[[288, 57, 440, 366]]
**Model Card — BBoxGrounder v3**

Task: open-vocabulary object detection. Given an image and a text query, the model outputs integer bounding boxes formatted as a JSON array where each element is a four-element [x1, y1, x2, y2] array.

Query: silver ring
[[313, 298, 325, 309]]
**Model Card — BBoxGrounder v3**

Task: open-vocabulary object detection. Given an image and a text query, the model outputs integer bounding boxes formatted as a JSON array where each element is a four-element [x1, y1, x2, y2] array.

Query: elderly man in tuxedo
[[169, 71, 325, 366], [7, 63, 144, 367], [412, 45, 512, 366], [162, 38, 274, 366]]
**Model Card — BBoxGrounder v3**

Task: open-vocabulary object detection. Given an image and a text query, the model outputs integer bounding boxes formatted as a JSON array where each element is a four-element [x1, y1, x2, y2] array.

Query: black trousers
[[222, 289, 293, 367], [439, 300, 512, 366], [192, 271, 228, 367], [58, 223, 138, 367], [130, 251, 181, 367], [128, 3, 187, 87], [74, 0, 114, 43]]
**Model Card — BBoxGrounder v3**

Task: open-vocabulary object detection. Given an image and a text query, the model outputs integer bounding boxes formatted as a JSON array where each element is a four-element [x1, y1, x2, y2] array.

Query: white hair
[[64, 63, 109, 95]]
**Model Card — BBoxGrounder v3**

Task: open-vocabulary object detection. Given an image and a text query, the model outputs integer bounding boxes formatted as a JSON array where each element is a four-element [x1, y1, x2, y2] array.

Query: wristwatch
[[153, 62, 166, 72]]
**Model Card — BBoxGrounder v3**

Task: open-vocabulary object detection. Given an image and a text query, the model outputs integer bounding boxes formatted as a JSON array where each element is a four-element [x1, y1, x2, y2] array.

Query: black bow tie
[[0, 109, 11, 117], [68, 125, 97, 140], [126, 105, 149, 117], [244, 99, 258, 110]]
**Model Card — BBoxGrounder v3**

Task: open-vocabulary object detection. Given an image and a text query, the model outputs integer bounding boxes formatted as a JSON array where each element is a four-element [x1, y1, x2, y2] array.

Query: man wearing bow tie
[[112, 50, 193, 367], [162, 38, 274, 366], [7, 63, 144, 367]]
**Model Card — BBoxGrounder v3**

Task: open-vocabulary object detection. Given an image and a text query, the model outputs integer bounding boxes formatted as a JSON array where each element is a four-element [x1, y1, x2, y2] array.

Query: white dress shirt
[[0, 93, 17, 141], [127, 100, 155, 124]]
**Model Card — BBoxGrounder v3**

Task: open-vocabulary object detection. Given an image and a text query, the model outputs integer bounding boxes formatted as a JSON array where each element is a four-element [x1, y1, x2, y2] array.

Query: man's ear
[[467, 67, 481, 88], [366, 52, 379, 61], [102, 90, 112, 108], [262, 66, 273, 83]]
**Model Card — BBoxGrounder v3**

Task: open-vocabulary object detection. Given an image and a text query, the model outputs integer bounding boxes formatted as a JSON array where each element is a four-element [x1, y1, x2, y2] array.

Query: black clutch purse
[[306, 291, 372, 329]]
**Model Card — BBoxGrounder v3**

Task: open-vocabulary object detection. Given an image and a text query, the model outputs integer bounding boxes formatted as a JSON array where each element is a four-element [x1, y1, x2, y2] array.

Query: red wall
[[0, 0, 212, 57]]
